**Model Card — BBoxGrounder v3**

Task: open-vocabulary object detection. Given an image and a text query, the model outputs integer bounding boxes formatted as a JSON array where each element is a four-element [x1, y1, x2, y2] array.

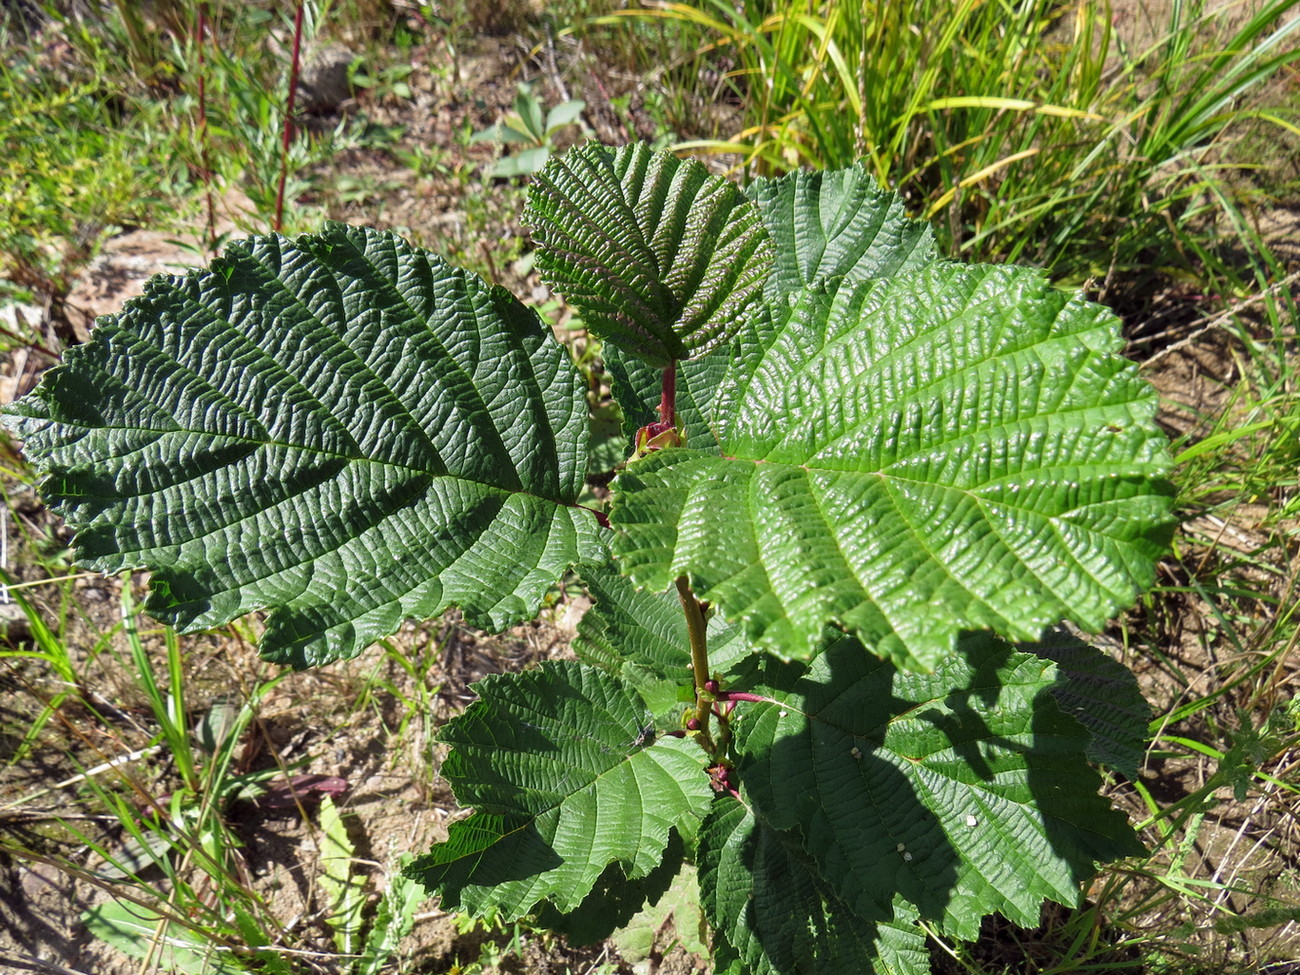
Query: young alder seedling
[[3, 142, 1172, 973]]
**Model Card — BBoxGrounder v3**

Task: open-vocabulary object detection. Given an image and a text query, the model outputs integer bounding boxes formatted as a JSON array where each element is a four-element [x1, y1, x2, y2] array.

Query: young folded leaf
[[525, 142, 774, 367], [606, 163, 940, 446], [744, 162, 938, 294]]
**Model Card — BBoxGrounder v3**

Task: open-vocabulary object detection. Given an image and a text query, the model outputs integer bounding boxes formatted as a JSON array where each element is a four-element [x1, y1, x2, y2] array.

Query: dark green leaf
[[3, 225, 604, 667], [700, 796, 928, 975], [406, 662, 711, 918], [526, 142, 773, 367], [535, 830, 689, 945], [1024, 628, 1151, 779], [732, 632, 1145, 940]]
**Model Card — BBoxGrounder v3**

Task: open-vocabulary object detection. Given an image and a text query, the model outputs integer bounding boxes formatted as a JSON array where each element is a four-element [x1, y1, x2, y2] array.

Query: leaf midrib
[[253, 235, 447, 470], [58, 420, 579, 507]]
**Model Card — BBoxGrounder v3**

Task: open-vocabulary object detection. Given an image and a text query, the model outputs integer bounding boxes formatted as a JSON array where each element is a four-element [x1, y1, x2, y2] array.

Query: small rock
[[298, 44, 359, 113], [0, 600, 32, 642]]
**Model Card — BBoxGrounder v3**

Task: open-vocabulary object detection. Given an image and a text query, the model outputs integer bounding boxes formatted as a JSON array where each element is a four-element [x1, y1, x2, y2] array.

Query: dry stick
[[1138, 269, 1300, 366], [273, 2, 306, 234], [541, 23, 602, 143]]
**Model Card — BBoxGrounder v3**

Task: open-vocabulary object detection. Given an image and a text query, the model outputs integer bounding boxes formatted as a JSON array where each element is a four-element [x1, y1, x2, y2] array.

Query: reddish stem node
[[575, 504, 610, 529]]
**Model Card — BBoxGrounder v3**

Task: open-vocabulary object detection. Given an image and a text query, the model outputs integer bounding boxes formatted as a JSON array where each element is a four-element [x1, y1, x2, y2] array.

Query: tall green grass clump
[[616, 0, 1300, 291]]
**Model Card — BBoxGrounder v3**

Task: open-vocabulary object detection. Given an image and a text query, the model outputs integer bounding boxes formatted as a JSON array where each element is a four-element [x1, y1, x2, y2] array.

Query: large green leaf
[[745, 163, 937, 295], [611, 265, 1173, 668], [406, 662, 711, 918], [525, 142, 774, 367], [3, 225, 603, 667], [732, 632, 1145, 941], [699, 796, 927, 975]]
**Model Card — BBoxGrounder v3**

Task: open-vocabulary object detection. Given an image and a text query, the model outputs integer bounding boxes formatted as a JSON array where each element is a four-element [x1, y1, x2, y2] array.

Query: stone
[[298, 43, 359, 113]]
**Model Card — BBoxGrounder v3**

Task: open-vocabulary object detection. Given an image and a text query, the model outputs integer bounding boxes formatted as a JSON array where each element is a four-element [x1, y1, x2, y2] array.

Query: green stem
[[675, 575, 716, 753]]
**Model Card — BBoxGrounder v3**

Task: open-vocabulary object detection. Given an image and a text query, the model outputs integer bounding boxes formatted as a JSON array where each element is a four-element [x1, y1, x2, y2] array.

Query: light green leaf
[[406, 662, 712, 919], [733, 632, 1145, 941], [491, 146, 551, 178], [526, 142, 774, 367], [745, 162, 938, 294], [357, 859, 425, 975], [545, 99, 586, 132], [3, 225, 603, 668], [515, 85, 546, 142], [610, 861, 708, 964], [471, 122, 534, 145], [611, 266, 1173, 668], [699, 797, 928, 975], [84, 900, 248, 974]]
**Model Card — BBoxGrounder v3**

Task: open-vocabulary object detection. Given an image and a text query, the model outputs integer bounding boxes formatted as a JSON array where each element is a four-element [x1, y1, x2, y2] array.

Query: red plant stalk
[[273, 1, 305, 233], [195, 3, 216, 252], [659, 359, 676, 427]]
